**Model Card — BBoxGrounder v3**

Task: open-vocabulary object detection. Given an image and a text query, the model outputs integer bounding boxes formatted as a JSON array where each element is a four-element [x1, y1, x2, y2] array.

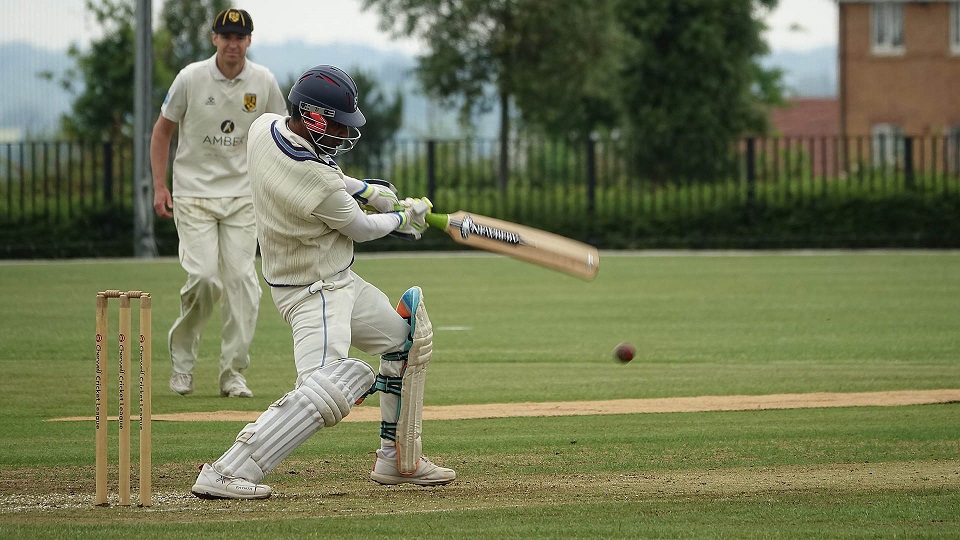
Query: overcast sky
[[1, 0, 838, 54]]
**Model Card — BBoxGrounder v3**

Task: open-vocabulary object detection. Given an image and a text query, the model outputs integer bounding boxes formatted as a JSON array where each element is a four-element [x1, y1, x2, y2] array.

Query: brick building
[[838, 0, 960, 145], [769, 98, 842, 176]]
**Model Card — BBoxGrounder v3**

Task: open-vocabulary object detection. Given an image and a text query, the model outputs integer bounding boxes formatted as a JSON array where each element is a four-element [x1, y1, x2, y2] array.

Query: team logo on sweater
[[244, 93, 257, 112]]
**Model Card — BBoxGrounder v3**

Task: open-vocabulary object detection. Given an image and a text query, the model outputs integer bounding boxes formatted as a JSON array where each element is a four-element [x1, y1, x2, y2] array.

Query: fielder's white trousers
[[269, 269, 409, 385], [169, 196, 262, 391]]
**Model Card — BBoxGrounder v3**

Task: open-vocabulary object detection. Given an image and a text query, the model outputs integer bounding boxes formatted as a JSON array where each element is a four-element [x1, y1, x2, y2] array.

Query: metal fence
[[2, 134, 959, 253], [341, 134, 960, 235], [1, 140, 132, 225]]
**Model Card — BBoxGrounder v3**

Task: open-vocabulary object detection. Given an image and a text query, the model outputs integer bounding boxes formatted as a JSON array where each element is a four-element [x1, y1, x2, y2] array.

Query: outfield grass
[[0, 251, 958, 538]]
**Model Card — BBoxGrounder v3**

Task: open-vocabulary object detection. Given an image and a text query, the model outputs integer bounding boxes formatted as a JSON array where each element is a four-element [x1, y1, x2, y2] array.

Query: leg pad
[[214, 359, 375, 482]]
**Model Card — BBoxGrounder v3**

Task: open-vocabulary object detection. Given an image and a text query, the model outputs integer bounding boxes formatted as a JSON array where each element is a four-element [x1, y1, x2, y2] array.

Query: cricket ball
[[613, 342, 636, 363]]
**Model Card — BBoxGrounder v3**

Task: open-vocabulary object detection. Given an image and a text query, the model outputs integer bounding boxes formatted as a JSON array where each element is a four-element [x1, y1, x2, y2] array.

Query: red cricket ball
[[613, 342, 636, 363]]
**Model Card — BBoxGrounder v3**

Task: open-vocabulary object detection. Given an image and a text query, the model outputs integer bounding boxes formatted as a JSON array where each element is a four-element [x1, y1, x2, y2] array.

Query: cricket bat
[[424, 211, 600, 281]]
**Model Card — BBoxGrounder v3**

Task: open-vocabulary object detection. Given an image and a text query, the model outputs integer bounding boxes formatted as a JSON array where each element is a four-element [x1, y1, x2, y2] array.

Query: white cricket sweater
[[247, 114, 356, 285], [161, 55, 287, 197]]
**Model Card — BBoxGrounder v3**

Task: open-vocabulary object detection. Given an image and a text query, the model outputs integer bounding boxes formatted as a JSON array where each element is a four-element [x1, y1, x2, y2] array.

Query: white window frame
[[947, 125, 960, 174], [871, 3, 905, 55], [871, 124, 903, 167], [951, 2, 960, 55]]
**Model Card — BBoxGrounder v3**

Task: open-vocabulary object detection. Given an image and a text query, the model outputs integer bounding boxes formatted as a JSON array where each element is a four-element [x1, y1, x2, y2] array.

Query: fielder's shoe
[[220, 382, 253, 398], [169, 372, 193, 395], [191, 463, 272, 500], [370, 449, 457, 486]]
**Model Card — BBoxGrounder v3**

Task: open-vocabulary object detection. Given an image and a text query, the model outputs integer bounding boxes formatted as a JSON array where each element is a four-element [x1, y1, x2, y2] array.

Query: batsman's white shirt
[[247, 113, 358, 285], [246, 113, 411, 381], [161, 54, 286, 197]]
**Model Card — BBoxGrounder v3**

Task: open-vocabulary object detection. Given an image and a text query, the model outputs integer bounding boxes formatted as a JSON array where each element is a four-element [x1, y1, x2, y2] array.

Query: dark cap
[[212, 8, 253, 35]]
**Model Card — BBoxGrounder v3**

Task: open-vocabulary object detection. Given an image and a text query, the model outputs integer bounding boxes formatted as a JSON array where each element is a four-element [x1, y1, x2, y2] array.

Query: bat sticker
[[456, 215, 525, 245]]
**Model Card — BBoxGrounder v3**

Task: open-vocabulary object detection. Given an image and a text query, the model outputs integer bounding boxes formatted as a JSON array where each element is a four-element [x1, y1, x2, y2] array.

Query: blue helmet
[[288, 65, 365, 155]]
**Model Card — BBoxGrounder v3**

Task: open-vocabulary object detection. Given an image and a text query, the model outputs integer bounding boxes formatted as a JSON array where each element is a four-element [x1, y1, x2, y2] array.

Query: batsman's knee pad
[[379, 286, 432, 473], [214, 358, 375, 483], [393, 286, 433, 365]]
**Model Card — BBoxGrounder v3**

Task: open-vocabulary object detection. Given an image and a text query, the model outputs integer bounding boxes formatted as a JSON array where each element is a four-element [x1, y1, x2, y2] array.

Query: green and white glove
[[353, 179, 400, 213], [393, 197, 433, 240]]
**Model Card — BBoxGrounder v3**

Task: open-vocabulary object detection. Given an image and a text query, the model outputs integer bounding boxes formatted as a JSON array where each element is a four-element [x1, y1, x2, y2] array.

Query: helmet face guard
[[299, 102, 362, 156], [289, 66, 366, 156]]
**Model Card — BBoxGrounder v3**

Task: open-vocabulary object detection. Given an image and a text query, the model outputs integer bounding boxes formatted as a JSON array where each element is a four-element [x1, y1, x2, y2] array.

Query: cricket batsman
[[191, 65, 456, 499]]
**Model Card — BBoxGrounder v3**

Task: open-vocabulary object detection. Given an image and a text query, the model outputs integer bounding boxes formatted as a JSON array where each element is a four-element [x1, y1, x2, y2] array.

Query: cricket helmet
[[288, 65, 364, 155]]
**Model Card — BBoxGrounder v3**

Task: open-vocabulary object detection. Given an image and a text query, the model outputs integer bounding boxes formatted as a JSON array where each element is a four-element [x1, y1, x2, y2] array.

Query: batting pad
[[214, 359, 375, 483], [396, 286, 433, 473]]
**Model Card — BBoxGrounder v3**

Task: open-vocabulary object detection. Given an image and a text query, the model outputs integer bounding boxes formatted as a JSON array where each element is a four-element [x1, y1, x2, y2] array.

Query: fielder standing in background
[[190, 65, 456, 499], [151, 8, 287, 398]]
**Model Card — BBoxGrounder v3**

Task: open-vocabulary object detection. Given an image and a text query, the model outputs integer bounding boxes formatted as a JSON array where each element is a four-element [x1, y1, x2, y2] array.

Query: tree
[[499, 2, 622, 138], [362, 0, 620, 188], [157, 0, 230, 74], [338, 70, 404, 177], [50, 0, 137, 140], [46, 0, 231, 140], [616, 0, 784, 182]]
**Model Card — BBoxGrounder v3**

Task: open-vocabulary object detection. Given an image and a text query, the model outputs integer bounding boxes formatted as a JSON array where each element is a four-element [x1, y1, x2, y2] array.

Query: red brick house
[[838, 0, 960, 167], [770, 98, 840, 137], [769, 98, 842, 176]]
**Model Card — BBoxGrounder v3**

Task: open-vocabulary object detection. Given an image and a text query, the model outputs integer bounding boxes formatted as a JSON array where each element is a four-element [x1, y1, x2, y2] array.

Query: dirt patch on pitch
[[53, 389, 960, 423]]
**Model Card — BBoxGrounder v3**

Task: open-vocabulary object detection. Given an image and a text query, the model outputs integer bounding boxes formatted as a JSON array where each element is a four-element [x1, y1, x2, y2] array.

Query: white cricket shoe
[[220, 382, 253, 398], [191, 463, 272, 500], [169, 372, 193, 395], [370, 449, 457, 486]]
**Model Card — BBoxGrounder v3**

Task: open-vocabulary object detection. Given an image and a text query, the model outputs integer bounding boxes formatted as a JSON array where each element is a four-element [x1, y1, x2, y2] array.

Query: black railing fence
[[2, 134, 959, 256], [1, 140, 132, 225], [343, 134, 959, 224]]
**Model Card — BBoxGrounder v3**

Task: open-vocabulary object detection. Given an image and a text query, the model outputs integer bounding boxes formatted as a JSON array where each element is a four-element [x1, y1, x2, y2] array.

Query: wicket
[[94, 290, 152, 507]]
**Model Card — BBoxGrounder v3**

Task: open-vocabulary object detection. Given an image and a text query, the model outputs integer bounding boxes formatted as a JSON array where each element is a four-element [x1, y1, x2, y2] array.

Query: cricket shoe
[[370, 449, 456, 486], [169, 372, 193, 395], [191, 463, 272, 500], [220, 382, 253, 398]]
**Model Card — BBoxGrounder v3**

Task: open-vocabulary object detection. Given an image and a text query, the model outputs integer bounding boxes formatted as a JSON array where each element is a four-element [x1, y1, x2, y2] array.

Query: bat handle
[[424, 212, 449, 229]]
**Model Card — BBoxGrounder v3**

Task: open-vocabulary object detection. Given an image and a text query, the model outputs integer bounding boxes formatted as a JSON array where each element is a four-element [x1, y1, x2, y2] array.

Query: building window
[[871, 124, 903, 167], [952, 2, 960, 54], [872, 3, 904, 55], [947, 125, 960, 174]]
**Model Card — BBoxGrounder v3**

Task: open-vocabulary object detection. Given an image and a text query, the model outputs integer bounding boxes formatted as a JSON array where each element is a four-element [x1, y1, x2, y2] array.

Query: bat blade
[[425, 211, 599, 281]]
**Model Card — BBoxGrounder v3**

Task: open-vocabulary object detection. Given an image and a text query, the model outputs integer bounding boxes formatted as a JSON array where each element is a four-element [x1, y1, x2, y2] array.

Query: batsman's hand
[[353, 179, 400, 213], [394, 197, 432, 240]]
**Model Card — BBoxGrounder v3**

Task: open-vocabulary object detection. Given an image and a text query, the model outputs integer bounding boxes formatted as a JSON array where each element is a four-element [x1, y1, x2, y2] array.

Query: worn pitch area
[[50, 389, 960, 423]]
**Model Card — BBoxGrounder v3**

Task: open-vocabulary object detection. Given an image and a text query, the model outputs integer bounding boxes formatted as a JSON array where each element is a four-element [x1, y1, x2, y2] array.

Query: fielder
[[151, 8, 287, 398], [191, 65, 455, 499]]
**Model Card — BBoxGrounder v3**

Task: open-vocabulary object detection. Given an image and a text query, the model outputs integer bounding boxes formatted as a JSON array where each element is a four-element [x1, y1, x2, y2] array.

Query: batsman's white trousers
[[169, 196, 262, 390], [269, 269, 409, 386]]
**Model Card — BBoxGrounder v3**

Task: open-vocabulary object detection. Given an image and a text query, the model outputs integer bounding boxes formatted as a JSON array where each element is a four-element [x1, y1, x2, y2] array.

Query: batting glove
[[393, 197, 433, 240], [353, 179, 400, 213]]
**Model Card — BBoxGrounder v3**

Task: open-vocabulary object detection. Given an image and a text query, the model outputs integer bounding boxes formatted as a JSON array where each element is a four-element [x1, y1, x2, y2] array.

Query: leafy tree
[[48, 0, 137, 140], [45, 0, 232, 140], [362, 0, 620, 188], [616, 0, 785, 182], [500, 2, 622, 138], [339, 70, 404, 177], [157, 0, 230, 74]]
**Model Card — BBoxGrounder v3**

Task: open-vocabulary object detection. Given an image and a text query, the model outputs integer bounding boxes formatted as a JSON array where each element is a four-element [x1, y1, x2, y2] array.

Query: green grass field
[[0, 251, 958, 538]]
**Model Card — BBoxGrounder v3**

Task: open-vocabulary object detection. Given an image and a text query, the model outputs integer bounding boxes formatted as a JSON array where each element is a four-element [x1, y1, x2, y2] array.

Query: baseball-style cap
[[212, 8, 253, 35]]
